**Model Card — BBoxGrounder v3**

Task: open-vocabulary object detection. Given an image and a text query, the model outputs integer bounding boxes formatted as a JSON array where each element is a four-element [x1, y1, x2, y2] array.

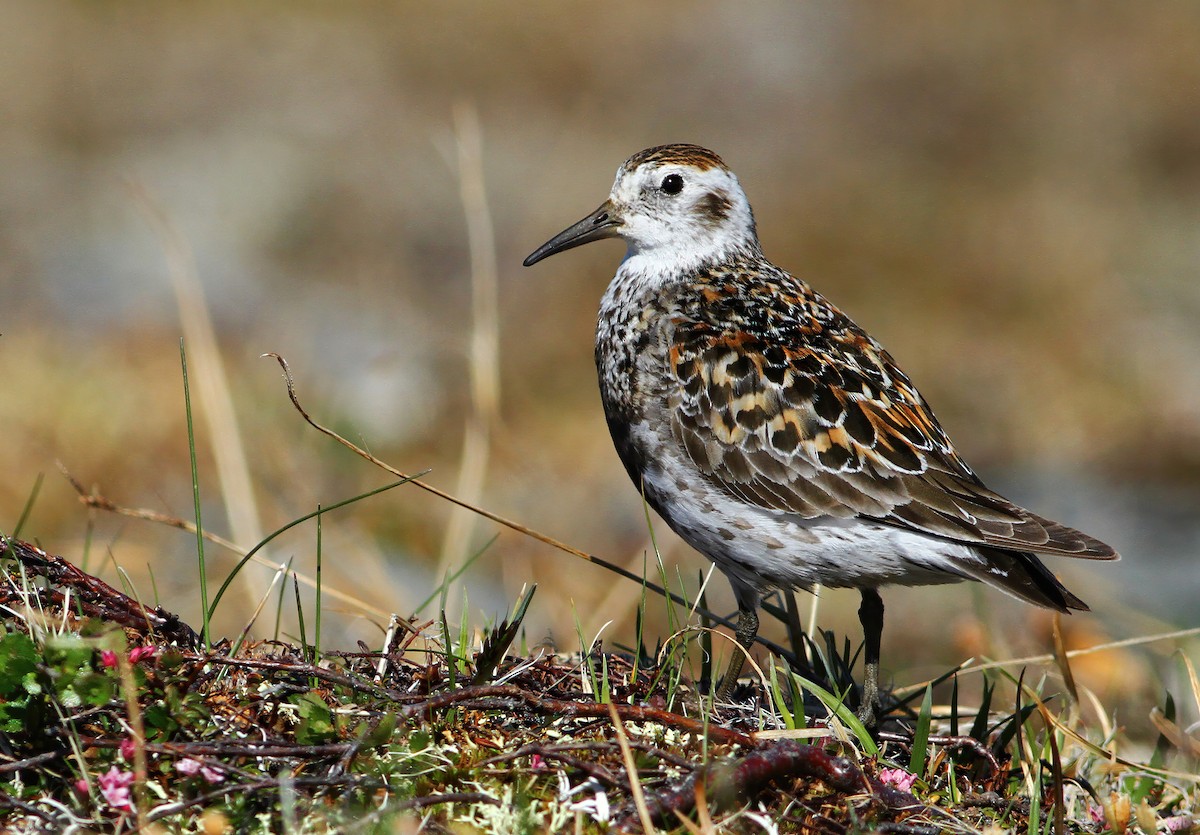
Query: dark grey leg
[[715, 604, 759, 701], [857, 588, 884, 727]]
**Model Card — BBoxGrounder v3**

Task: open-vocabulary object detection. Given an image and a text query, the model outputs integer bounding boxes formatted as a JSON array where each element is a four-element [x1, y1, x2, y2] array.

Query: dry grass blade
[[262, 352, 750, 636], [1019, 679, 1200, 783], [1051, 612, 1079, 705], [1031, 696, 1067, 835], [115, 652, 149, 825], [609, 702, 657, 835], [266, 353, 592, 560], [672, 808, 704, 835], [61, 465, 390, 619], [693, 775, 716, 835], [1148, 708, 1200, 757], [893, 625, 1200, 694], [657, 625, 771, 701], [125, 180, 268, 608], [1181, 651, 1200, 721], [438, 102, 501, 577]]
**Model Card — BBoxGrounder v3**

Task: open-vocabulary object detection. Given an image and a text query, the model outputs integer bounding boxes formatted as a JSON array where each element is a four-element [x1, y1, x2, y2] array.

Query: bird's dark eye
[[661, 173, 684, 195]]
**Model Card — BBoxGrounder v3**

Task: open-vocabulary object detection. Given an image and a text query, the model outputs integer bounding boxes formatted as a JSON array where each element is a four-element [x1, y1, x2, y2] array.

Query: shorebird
[[523, 143, 1117, 724]]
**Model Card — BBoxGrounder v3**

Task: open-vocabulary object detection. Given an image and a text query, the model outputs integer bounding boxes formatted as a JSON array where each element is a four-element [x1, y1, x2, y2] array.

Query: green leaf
[[409, 729, 430, 752], [291, 693, 337, 745], [143, 702, 174, 736], [0, 632, 39, 692], [472, 585, 536, 685], [0, 636, 41, 735], [354, 713, 397, 750], [158, 649, 186, 671], [71, 672, 116, 707], [43, 635, 94, 674]]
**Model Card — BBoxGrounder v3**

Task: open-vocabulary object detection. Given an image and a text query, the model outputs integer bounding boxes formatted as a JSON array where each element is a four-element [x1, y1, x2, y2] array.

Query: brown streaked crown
[[622, 144, 727, 173]]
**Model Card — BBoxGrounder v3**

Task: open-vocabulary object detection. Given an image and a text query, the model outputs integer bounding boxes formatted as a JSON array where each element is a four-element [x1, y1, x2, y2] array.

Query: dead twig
[[0, 751, 62, 773], [875, 731, 1001, 776], [77, 736, 356, 762], [479, 743, 624, 788], [613, 739, 924, 831], [262, 353, 799, 663], [1, 535, 201, 648], [402, 683, 754, 748], [482, 739, 698, 772]]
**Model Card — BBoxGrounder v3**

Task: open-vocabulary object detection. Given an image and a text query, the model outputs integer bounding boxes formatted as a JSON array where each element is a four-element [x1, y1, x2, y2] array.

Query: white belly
[[640, 440, 982, 595]]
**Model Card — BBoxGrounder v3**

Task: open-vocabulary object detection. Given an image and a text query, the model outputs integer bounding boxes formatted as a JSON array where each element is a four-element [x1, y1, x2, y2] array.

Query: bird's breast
[[594, 272, 683, 481]]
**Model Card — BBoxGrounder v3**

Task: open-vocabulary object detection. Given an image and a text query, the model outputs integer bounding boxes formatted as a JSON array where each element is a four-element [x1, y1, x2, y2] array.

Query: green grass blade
[[768, 660, 797, 731], [787, 671, 878, 756], [79, 509, 95, 573], [293, 574, 308, 663], [272, 557, 294, 643], [950, 673, 959, 738], [458, 590, 471, 678], [697, 572, 713, 690], [314, 504, 322, 664], [970, 676, 994, 742], [12, 473, 44, 539], [909, 683, 933, 775], [207, 476, 423, 622], [439, 610, 456, 688], [573, 606, 601, 702], [180, 339, 210, 650], [600, 654, 611, 704], [631, 551, 649, 686], [415, 533, 498, 615]]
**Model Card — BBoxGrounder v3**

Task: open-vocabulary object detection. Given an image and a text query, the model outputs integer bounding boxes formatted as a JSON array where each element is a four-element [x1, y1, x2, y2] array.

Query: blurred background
[[2, 2, 1197, 714]]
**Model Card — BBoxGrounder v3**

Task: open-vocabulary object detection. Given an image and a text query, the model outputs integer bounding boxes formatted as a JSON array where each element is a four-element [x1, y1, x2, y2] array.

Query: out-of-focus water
[[991, 472, 1200, 624]]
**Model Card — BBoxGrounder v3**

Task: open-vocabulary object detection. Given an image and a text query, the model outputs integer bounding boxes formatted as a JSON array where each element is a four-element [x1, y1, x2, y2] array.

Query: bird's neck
[[616, 239, 764, 293]]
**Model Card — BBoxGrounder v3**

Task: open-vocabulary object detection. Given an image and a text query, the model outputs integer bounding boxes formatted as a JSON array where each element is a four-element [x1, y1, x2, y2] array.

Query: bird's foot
[[855, 697, 878, 729]]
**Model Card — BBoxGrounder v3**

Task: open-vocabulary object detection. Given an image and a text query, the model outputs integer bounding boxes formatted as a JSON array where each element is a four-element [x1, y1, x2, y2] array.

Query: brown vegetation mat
[[0, 534, 1117, 832]]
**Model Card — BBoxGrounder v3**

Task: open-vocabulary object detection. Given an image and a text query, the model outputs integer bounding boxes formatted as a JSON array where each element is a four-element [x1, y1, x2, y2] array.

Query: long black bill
[[523, 201, 621, 267]]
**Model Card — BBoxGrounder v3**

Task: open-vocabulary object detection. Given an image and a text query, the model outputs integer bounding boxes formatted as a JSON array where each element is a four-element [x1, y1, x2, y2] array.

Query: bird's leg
[[715, 604, 759, 701], [857, 588, 884, 728]]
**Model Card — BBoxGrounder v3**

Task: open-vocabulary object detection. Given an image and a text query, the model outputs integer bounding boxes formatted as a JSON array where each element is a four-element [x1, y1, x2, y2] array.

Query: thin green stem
[[12, 473, 44, 539], [207, 476, 423, 622], [181, 339, 210, 650], [314, 505, 322, 665]]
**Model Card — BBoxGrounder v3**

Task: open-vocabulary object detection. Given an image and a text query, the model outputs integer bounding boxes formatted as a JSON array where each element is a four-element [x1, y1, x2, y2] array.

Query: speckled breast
[[593, 270, 683, 492]]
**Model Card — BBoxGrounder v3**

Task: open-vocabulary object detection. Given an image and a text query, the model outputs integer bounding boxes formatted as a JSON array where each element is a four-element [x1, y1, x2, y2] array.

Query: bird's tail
[[961, 547, 1089, 613]]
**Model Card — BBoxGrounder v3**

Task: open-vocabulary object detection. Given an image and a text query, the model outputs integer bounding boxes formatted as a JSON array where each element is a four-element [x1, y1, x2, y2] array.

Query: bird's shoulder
[[664, 257, 966, 480]]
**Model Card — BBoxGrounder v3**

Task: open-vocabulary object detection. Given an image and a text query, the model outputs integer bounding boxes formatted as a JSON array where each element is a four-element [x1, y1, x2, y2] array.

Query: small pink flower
[[177, 757, 224, 784], [1087, 805, 1106, 826], [1164, 816, 1194, 833], [129, 646, 158, 664], [97, 766, 135, 812], [99, 650, 119, 669], [74, 777, 89, 796], [878, 767, 918, 792], [118, 738, 137, 761], [529, 754, 546, 770]]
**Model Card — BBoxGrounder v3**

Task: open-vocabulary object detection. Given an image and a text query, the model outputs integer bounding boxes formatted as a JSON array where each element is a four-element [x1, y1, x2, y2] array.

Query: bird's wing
[[666, 320, 1117, 560]]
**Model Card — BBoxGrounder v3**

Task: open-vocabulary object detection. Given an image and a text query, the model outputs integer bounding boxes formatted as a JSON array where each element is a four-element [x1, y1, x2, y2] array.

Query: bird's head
[[524, 144, 760, 271]]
